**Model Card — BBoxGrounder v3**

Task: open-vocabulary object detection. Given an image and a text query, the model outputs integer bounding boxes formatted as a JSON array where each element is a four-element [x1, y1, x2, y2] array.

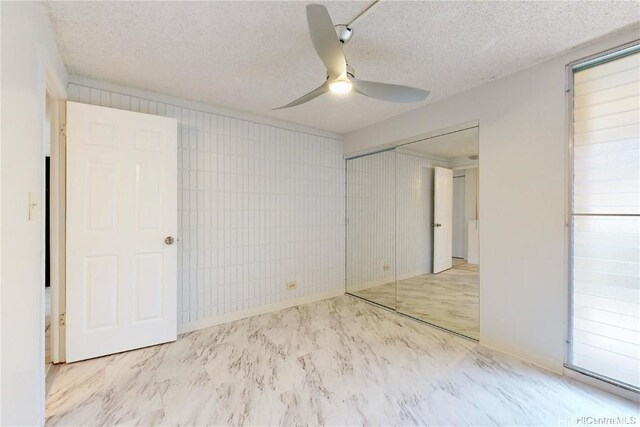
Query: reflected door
[[66, 101, 178, 362], [433, 167, 453, 273]]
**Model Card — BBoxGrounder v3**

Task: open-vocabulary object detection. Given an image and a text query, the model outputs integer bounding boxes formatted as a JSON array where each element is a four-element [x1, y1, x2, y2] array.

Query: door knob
[[164, 236, 175, 245]]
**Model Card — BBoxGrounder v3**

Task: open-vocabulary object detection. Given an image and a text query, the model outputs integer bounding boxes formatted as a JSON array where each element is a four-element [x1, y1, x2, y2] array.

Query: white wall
[[344, 28, 640, 373], [0, 2, 67, 425], [67, 80, 346, 333]]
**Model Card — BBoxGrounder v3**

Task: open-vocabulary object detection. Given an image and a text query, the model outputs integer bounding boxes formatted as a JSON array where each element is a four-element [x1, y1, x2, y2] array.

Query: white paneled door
[[66, 101, 177, 362], [433, 167, 453, 273]]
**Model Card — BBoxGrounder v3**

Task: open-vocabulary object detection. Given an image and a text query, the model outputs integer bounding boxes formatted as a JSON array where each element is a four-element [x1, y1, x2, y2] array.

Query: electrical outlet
[[383, 264, 390, 271], [287, 281, 297, 290]]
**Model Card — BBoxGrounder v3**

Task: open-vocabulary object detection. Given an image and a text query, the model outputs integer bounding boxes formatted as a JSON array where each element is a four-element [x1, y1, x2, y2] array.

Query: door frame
[[44, 66, 67, 367]]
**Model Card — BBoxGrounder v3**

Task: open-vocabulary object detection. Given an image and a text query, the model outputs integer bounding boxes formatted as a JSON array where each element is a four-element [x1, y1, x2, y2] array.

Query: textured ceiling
[[400, 127, 478, 160], [44, 1, 639, 134]]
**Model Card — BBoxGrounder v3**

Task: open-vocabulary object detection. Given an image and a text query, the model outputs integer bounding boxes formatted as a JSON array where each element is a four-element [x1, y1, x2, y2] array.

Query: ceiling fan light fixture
[[273, 4, 430, 109], [329, 79, 352, 94]]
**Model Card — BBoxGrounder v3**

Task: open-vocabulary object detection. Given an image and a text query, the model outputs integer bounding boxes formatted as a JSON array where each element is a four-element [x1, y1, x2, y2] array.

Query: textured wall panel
[[346, 151, 396, 302], [346, 151, 437, 305], [68, 83, 345, 325], [396, 153, 434, 279]]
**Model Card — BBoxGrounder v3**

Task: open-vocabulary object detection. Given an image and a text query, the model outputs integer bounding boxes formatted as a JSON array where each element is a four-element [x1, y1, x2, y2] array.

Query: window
[[569, 44, 640, 390]]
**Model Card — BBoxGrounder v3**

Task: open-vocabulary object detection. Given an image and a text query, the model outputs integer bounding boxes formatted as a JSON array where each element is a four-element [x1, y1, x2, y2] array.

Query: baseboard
[[396, 270, 431, 281], [347, 270, 430, 293], [479, 336, 564, 375], [177, 288, 345, 334], [347, 277, 393, 293]]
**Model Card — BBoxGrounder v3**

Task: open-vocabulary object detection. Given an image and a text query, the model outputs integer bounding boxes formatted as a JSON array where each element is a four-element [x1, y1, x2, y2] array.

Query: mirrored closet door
[[346, 127, 480, 340], [346, 150, 396, 309]]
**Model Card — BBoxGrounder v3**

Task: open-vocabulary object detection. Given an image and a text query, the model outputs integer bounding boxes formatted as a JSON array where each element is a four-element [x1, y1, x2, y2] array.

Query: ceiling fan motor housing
[[346, 64, 355, 78], [335, 24, 353, 44], [327, 64, 355, 80]]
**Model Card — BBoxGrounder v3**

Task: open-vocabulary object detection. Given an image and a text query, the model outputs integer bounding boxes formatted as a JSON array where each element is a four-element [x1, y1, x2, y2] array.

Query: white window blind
[[570, 47, 640, 389]]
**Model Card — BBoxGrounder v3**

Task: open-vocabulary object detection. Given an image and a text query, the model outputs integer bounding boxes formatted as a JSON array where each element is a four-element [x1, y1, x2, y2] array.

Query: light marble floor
[[352, 259, 479, 339], [45, 286, 52, 369], [46, 296, 637, 426]]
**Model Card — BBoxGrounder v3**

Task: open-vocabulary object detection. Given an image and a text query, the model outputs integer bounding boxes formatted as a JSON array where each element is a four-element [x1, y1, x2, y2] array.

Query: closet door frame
[[344, 121, 480, 342]]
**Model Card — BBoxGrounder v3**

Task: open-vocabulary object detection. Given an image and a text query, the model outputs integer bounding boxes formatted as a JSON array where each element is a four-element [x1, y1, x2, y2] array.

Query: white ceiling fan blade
[[306, 4, 346, 77], [273, 81, 329, 110], [352, 79, 430, 103]]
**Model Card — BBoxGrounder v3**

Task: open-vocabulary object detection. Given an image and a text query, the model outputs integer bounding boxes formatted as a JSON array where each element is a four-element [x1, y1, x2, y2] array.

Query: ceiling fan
[[275, 3, 430, 110]]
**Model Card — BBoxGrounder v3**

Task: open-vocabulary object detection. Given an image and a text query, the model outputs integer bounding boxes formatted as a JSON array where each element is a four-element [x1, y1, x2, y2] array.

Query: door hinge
[[60, 124, 66, 137], [59, 313, 66, 326]]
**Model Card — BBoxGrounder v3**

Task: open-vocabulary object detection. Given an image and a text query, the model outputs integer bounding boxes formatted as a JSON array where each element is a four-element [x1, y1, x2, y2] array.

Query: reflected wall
[[346, 150, 396, 309]]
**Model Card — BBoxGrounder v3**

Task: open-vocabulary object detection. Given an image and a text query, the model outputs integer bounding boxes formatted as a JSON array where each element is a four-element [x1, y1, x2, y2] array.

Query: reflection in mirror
[[346, 150, 396, 309], [395, 127, 479, 339]]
